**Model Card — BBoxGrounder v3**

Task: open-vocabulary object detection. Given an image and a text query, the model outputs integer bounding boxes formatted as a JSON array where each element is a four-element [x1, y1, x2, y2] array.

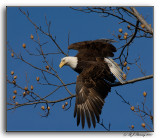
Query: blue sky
[[7, 7, 153, 131]]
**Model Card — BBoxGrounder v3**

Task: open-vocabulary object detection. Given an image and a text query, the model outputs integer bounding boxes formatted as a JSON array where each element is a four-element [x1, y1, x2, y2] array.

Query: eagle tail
[[104, 58, 125, 84]]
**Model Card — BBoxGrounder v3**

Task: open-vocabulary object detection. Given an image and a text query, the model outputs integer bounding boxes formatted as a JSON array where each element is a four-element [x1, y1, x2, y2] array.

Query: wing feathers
[[74, 59, 113, 128], [87, 96, 100, 122], [68, 39, 117, 58], [84, 102, 91, 128], [81, 105, 85, 128], [104, 58, 125, 84], [74, 75, 110, 128], [77, 106, 80, 126], [74, 100, 77, 117]]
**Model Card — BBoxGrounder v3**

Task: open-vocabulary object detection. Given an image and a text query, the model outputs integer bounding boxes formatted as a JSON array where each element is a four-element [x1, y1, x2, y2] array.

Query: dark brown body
[[68, 39, 117, 128]]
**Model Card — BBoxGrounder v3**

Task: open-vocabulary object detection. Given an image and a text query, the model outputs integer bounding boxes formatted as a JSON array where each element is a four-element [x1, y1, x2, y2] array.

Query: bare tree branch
[[130, 7, 153, 35], [7, 74, 153, 111], [112, 75, 153, 87], [19, 8, 68, 56]]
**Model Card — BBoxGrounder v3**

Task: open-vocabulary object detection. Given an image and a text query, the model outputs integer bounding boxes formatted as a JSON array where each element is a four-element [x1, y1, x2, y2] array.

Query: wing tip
[[119, 79, 126, 84]]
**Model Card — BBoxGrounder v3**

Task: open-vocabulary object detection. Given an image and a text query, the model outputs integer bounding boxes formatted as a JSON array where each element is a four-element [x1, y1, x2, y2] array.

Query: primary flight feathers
[[59, 39, 125, 129]]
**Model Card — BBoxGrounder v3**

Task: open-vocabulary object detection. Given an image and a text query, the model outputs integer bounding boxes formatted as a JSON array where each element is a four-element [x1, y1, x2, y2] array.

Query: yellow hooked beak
[[59, 61, 65, 68]]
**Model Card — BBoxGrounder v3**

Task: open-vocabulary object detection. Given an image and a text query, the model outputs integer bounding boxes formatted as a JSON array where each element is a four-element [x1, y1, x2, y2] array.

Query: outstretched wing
[[74, 63, 115, 128], [105, 58, 125, 84], [68, 39, 117, 60]]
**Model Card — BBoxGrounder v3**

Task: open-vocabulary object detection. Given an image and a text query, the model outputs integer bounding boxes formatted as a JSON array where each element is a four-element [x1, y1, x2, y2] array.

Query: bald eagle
[[59, 39, 125, 129]]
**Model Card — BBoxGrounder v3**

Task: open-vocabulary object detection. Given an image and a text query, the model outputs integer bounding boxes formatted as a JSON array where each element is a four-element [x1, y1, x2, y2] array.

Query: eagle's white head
[[59, 56, 78, 69]]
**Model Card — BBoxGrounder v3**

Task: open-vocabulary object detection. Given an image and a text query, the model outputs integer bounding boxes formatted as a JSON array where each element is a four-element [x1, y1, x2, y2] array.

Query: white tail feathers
[[104, 58, 125, 84]]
